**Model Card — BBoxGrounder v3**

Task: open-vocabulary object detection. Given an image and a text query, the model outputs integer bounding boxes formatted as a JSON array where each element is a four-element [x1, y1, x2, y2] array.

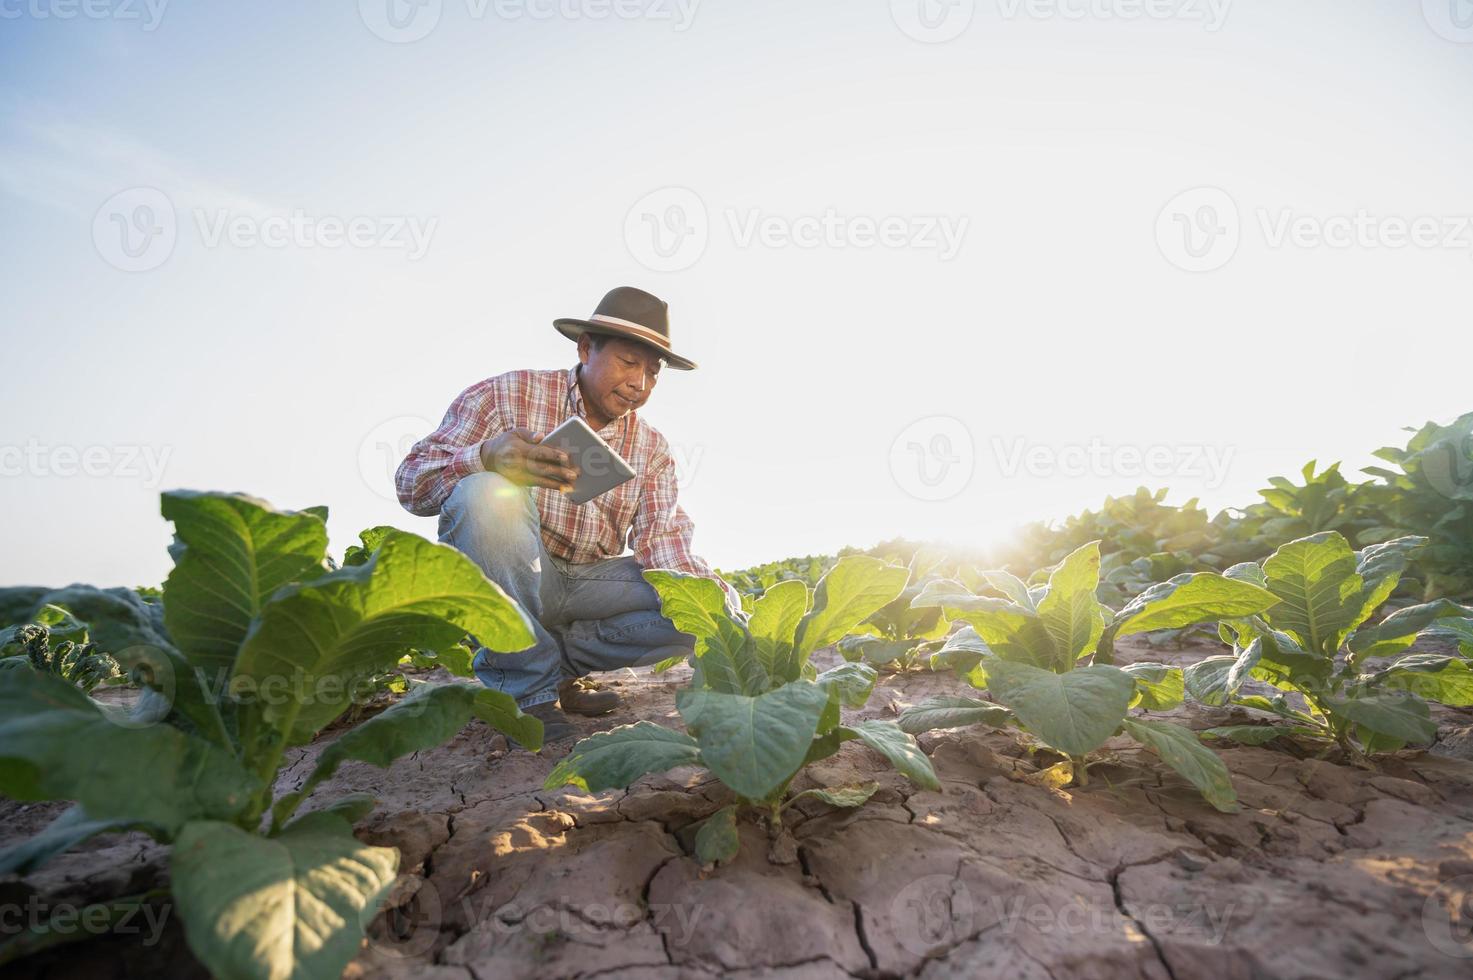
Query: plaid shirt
[[396, 366, 739, 610]]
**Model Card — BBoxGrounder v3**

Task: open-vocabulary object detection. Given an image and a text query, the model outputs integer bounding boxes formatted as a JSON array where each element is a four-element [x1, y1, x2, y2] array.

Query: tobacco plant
[[0, 491, 541, 980], [544, 556, 940, 864], [898, 542, 1281, 811], [836, 551, 951, 672], [1184, 531, 1473, 758]]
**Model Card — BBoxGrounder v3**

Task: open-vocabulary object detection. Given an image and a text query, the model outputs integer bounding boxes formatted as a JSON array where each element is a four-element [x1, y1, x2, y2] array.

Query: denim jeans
[[438, 471, 695, 708]]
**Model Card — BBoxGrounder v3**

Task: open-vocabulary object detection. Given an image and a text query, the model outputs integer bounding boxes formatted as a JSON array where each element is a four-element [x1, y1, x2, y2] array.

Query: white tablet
[[540, 416, 637, 504]]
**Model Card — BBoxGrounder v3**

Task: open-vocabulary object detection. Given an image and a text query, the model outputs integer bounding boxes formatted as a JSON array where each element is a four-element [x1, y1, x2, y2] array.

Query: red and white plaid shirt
[[396, 366, 739, 610]]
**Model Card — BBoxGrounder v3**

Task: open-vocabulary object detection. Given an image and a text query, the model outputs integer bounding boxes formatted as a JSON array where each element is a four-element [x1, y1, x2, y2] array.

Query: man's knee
[[440, 472, 538, 547]]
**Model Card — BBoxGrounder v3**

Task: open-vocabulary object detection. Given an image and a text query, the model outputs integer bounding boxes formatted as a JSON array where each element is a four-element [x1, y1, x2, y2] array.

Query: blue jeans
[[438, 472, 695, 708]]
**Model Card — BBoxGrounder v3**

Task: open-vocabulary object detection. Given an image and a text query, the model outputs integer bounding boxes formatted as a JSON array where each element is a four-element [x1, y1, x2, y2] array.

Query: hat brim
[[553, 318, 698, 371]]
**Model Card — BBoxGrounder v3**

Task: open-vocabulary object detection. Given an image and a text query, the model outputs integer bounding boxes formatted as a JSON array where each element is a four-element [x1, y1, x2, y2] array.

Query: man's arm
[[394, 382, 501, 517], [629, 442, 744, 615]]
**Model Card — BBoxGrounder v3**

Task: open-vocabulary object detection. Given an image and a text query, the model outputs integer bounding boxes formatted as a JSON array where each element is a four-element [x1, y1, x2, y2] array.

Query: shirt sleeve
[[394, 380, 502, 517], [630, 439, 743, 615]]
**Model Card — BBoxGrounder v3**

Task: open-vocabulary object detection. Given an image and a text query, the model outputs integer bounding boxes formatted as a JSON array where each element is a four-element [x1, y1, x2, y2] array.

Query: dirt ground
[[5, 634, 1473, 979]]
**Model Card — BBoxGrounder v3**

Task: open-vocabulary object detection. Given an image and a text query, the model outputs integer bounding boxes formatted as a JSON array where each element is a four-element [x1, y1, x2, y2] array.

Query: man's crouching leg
[[438, 472, 573, 743]]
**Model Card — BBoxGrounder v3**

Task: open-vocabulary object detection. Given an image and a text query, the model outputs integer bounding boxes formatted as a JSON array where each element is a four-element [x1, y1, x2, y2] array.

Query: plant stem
[[0, 888, 171, 968], [1072, 756, 1089, 786]]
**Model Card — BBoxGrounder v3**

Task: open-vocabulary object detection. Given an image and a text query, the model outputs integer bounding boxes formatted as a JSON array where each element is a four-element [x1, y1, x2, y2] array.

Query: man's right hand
[[480, 429, 580, 492]]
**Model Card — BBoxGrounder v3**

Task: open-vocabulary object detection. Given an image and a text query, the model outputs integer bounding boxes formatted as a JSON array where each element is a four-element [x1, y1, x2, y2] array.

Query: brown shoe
[[557, 676, 622, 716], [522, 701, 576, 746]]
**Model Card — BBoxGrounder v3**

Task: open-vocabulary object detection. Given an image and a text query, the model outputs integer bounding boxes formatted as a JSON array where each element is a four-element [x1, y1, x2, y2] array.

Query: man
[[395, 286, 739, 743]]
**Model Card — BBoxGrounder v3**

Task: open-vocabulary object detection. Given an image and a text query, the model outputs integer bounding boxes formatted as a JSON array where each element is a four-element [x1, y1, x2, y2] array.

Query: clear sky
[[2, 1, 1471, 588]]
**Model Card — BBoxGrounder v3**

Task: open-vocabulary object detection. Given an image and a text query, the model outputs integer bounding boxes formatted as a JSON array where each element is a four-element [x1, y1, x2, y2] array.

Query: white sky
[[2, 1, 1471, 587]]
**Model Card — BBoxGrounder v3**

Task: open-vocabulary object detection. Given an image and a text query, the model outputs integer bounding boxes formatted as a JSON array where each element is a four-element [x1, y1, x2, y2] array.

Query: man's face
[[577, 334, 665, 424]]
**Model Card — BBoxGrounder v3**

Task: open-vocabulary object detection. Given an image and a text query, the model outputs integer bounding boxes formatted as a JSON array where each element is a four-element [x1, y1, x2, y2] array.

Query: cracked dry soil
[[5, 635, 1473, 980]]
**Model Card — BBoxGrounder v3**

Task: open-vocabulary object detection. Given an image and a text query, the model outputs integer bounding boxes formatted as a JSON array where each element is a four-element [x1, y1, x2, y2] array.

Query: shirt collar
[[566, 364, 585, 419]]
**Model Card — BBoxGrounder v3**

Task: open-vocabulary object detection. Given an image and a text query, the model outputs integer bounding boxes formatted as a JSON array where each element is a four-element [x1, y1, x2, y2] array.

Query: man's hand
[[480, 428, 579, 492]]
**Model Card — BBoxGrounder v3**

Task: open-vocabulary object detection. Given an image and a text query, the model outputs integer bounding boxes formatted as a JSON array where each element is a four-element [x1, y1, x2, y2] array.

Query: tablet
[[540, 416, 637, 505]]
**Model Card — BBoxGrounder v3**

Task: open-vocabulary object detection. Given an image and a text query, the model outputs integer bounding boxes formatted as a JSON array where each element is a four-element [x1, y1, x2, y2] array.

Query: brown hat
[[554, 286, 698, 371]]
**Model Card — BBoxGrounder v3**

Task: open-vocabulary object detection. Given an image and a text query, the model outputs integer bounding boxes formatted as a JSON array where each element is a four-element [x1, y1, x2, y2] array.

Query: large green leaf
[[0, 585, 171, 656], [1121, 662, 1185, 711], [677, 681, 830, 801], [841, 720, 941, 790], [0, 805, 148, 876], [162, 492, 330, 681], [1261, 532, 1363, 656], [1111, 573, 1280, 638], [1182, 655, 1239, 707], [898, 696, 1013, 735], [170, 812, 399, 980], [984, 660, 1135, 756], [0, 669, 257, 834], [748, 579, 808, 680], [793, 557, 910, 668], [233, 532, 536, 746], [1122, 718, 1238, 813], [814, 662, 878, 709], [644, 571, 763, 694], [543, 721, 702, 793], [693, 805, 740, 866], [1325, 692, 1437, 745], [1348, 599, 1473, 663], [1036, 542, 1106, 670], [1372, 654, 1473, 707], [273, 683, 540, 827]]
